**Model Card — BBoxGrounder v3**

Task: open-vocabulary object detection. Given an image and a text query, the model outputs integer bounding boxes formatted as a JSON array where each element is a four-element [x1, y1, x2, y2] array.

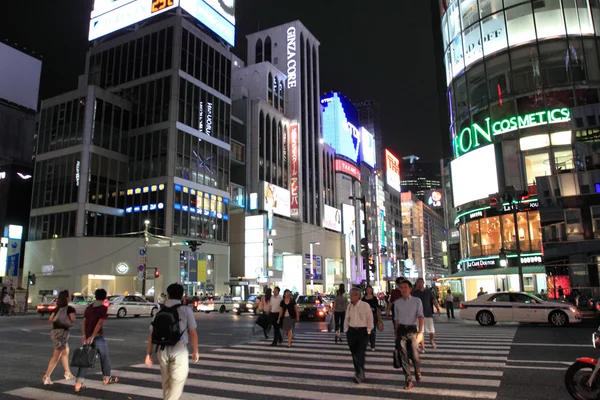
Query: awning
[[449, 266, 546, 278]]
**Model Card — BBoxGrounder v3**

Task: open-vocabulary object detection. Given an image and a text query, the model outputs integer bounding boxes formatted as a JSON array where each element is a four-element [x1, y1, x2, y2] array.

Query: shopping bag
[[70, 344, 97, 368], [327, 313, 334, 332], [255, 313, 269, 330]]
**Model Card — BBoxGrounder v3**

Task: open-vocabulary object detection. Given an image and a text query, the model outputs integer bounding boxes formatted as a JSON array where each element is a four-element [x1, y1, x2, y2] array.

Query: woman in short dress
[[277, 289, 299, 348], [43, 290, 76, 385]]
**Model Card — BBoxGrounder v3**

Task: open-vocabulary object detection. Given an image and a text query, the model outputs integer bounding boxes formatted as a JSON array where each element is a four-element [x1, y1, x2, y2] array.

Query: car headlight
[[246, 304, 253, 308], [570, 307, 578, 313], [233, 303, 239, 308]]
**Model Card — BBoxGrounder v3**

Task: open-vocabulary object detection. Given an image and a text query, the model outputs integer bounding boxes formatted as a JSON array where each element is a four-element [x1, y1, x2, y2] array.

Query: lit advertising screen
[[322, 205, 342, 232], [426, 189, 443, 209], [321, 92, 361, 164], [180, 0, 235, 46], [263, 182, 290, 218], [89, 0, 180, 40], [451, 144, 499, 208], [0, 42, 42, 110], [289, 120, 300, 218], [342, 203, 356, 238], [360, 127, 376, 168], [385, 149, 401, 192], [335, 159, 361, 181]]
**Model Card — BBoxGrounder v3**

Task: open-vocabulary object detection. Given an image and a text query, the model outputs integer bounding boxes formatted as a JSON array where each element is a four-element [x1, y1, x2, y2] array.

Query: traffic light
[[183, 240, 199, 252], [28, 273, 36, 285], [154, 269, 160, 278], [360, 238, 369, 258]]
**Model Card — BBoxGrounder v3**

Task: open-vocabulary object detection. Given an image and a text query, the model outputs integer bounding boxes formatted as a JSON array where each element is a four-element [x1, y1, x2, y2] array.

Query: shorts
[[423, 317, 435, 334]]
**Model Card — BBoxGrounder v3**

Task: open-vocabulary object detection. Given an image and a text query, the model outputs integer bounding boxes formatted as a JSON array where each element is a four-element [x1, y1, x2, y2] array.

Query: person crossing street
[[394, 280, 424, 390], [344, 287, 374, 384], [270, 287, 283, 346], [412, 278, 440, 353]]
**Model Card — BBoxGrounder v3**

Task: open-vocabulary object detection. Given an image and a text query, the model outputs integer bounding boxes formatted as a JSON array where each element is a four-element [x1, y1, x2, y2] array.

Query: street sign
[[138, 265, 145, 272], [139, 249, 146, 256], [138, 271, 144, 280]]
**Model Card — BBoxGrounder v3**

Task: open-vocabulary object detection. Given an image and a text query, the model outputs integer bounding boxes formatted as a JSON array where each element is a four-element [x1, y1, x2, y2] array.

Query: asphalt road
[[0, 310, 598, 399]]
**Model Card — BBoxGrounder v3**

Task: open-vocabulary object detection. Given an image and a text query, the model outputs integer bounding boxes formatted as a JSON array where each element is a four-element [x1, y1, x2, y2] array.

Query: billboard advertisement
[[263, 182, 291, 218], [0, 42, 42, 111], [385, 149, 401, 192], [322, 205, 342, 232], [426, 189, 443, 209], [90, 0, 235, 46], [304, 254, 322, 281], [321, 92, 361, 163], [360, 127, 376, 168], [335, 159, 361, 181], [289, 121, 300, 218], [451, 144, 499, 207]]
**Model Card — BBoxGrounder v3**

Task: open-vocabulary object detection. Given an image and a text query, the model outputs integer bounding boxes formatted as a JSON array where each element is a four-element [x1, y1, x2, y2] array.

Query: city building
[[23, 2, 237, 299], [436, 0, 600, 299], [400, 155, 442, 202], [401, 192, 445, 284], [0, 40, 41, 288]]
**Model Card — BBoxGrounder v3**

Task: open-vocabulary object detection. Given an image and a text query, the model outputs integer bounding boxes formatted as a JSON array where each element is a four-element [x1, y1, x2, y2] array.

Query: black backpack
[[151, 304, 185, 351]]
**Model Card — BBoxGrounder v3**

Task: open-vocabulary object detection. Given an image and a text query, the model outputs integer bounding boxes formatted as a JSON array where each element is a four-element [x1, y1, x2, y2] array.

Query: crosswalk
[[4, 321, 517, 399]]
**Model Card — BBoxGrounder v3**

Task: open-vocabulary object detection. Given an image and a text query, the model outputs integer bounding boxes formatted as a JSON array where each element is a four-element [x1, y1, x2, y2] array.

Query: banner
[[290, 121, 300, 218]]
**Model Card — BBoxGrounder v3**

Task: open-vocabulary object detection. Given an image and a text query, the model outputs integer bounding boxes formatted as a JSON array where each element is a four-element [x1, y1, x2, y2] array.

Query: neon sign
[[454, 108, 571, 158], [287, 27, 297, 89], [290, 121, 299, 218]]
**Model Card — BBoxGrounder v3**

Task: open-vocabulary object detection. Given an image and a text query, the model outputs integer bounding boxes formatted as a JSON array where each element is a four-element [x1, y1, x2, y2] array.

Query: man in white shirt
[[270, 286, 283, 346], [145, 284, 199, 400], [343, 287, 374, 383]]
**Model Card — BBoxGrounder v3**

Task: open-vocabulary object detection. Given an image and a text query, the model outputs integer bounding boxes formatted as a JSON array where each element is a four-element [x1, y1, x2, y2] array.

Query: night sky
[[0, 1, 447, 161]]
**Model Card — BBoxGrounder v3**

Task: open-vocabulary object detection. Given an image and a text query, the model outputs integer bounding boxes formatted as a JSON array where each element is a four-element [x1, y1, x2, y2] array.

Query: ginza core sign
[[287, 27, 297, 88], [454, 107, 571, 158]]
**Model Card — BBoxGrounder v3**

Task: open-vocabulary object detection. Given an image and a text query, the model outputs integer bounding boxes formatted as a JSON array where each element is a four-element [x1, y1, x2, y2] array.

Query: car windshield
[[297, 296, 319, 303], [107, 295, 121, 301]]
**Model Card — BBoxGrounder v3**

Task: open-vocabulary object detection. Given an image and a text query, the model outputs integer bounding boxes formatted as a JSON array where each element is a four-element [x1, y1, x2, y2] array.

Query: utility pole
[[142, 220, 150, 297]]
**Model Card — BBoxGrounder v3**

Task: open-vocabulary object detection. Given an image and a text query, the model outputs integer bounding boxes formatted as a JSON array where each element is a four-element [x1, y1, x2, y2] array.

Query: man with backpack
[[145, 283, 199, 400]]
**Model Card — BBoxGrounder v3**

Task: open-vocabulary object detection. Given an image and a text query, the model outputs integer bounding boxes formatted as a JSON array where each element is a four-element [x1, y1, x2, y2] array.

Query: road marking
[[280, 340, 512, 351], [209, 333, 232, 336], [508, 359, 574, 364], [5, 387, 96, 400], [504, 365, 567, 371], [510, 343, 590, 348], [20, 328, 32, 332], [37, 332, 125, 341], [112, 369, 408, 400], [234, 343, 509, 355]]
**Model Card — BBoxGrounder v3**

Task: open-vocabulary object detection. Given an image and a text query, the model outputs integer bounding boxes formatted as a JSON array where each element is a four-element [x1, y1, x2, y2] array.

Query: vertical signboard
[[385, 149, 401, 192], [289, 120, 300, 218]]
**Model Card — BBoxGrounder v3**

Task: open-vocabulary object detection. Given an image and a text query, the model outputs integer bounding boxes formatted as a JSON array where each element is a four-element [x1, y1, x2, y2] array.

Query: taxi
[[106, 294, 159, 318], [36, 294, 93, 316], [460, 291, 582, 327], [197, 295, 235, 313]]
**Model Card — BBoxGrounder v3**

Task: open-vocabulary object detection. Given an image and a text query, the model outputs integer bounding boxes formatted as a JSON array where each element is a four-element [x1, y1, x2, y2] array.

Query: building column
[[75, 85, 96, 237]]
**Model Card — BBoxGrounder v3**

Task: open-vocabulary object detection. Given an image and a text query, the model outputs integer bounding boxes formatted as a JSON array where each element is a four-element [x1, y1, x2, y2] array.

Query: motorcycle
[[565, 329, 600, 399]]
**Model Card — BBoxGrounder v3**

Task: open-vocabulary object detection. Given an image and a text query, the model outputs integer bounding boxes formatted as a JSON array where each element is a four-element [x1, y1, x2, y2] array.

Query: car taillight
[[194, 301, 199, 307], [315, 300, 320, 305], [36, 305, 44, 309], [48, 305, 56, 310], [459, 303, 466, 309], [596, 303, 600, 311]]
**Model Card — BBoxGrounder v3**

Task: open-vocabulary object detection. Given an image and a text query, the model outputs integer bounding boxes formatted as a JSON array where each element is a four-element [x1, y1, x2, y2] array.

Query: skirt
[[282, 316, 296, 332], [50, 328, 70, 350]]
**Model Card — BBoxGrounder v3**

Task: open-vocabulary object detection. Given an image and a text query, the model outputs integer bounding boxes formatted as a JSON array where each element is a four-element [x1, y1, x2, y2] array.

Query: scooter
[[565, 329, 600, 399]]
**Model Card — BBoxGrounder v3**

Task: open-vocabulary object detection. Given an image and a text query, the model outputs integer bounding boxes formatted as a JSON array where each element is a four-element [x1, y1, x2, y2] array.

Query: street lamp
[[412, 235, 426, 282], [309, 241, 320, 294]]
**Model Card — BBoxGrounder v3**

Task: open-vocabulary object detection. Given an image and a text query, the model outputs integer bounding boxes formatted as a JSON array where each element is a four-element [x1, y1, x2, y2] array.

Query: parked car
[[233, 294, 261, 315], [36, 295, 93, 316], [197, 295, 234, 313], [460, 291, 582, 327], [295, 295, 327, 321], [106, 295, 159, 318]]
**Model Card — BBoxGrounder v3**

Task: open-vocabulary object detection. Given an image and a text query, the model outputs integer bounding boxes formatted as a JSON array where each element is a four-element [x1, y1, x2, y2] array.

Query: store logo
[[520, 256, 542, 264], [469, 211, 483, 219], [116, 263, 129, 274], [286, 27, 297, 88], [75, 161, 81, 186], [454, 108, 570, 158], [466, 259, 496, 269]]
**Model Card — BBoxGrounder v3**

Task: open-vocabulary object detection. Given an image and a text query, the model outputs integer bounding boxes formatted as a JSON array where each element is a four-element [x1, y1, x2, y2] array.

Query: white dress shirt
[[343, 300, 374, 333], [271, 295, 282, 313]]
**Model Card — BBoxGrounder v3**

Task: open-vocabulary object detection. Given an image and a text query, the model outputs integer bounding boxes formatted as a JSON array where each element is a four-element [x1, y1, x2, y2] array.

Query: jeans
[[347, 327, 368, 378], [76, 337, 111, 382], [446, 301, 455, 318], [397, 329, 420, 382], [270, 312, 282, 343], [334, 311, 345, 333], [158, 346, 189, 400]]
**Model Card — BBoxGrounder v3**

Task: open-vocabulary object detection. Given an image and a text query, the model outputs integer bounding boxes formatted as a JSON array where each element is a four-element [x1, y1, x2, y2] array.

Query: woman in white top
[[258, 288, 272, 339], [445, 289, 455, 319]]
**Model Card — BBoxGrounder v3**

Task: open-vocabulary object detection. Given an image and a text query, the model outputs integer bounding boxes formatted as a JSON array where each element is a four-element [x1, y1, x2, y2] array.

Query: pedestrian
[[394, 280, 424, 390], [277, 289, 299, 348], [386, 277, 406, 319], [157, 293, 166, 305], [74, 288, 118, 393], [332, 285, 348, 344], [2, 291, 11, 316], [445, 289, 455, 319], [361, 285, 380, 351], [145, 283, 199, 400], [412, 278, 441, 353], [42, 294, 48, 303], [269, 287, 283, 346], [258, 288, 272, 339], [10, 294, 17, 316], [539, 289, 547, 300], [477, 287, 486, 297], [344, 287, 373, 383], [43, 290, 76, 385]]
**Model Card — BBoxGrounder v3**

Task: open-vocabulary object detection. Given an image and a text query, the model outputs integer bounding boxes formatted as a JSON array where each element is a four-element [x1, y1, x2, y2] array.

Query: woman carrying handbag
[[257, 288, 272, 339], [43, 290, 77, 385]]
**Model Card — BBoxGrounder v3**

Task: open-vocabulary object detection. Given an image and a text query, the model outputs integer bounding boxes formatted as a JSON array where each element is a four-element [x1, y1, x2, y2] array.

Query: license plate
[[308, 314, 313, 318]]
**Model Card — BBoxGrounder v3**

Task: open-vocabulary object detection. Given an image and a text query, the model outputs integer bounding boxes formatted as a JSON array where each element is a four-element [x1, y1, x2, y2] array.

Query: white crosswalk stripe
[[3, 321, 517, 399]]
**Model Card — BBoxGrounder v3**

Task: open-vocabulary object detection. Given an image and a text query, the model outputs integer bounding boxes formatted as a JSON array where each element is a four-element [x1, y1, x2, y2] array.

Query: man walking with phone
[[145, 283, 199, 400], [394, 280, 424, 390]]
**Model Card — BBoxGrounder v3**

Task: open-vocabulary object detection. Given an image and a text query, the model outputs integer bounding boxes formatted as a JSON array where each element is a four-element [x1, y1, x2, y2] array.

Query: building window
[[592, 206, 600, 239], [467, 219, 482, 257], [524, 152, 551, 185], [255, 39, 263, 63], [565, 208, 584, 240], [479, 216, 502, 256], [528, 211, 542, 250], [554, 149, 574, 171]]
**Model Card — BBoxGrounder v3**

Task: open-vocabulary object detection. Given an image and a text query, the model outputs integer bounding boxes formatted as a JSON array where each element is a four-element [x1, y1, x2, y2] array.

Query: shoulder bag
[[70, 344, 98, 368]]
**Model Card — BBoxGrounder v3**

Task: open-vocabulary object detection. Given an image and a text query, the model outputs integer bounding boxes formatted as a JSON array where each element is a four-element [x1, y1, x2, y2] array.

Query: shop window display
[[479, 216, 502, 255]]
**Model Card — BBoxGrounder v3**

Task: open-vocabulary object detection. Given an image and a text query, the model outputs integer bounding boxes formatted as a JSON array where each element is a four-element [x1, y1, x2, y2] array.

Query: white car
[[460, 291, 582, 327], [197, 295, 234, 313], [36, 295, 93, 316], [106, 295, 159, 318]]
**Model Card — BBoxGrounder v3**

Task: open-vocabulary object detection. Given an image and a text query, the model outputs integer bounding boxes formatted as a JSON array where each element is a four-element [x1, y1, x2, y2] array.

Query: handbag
[[377, 317, 384, 332], [70, 344, 97, 368], [255, 313, 270, 330], [327, 313, 334, 333]]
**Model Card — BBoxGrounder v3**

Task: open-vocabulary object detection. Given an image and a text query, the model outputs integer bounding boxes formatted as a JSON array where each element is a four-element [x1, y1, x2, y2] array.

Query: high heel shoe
[[42, 376, 53, 385], [64, 373, 76, 380]]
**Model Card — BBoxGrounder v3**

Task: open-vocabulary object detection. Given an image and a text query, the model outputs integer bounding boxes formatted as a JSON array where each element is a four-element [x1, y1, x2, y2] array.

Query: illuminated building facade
[[24, 2, 237, 298]]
